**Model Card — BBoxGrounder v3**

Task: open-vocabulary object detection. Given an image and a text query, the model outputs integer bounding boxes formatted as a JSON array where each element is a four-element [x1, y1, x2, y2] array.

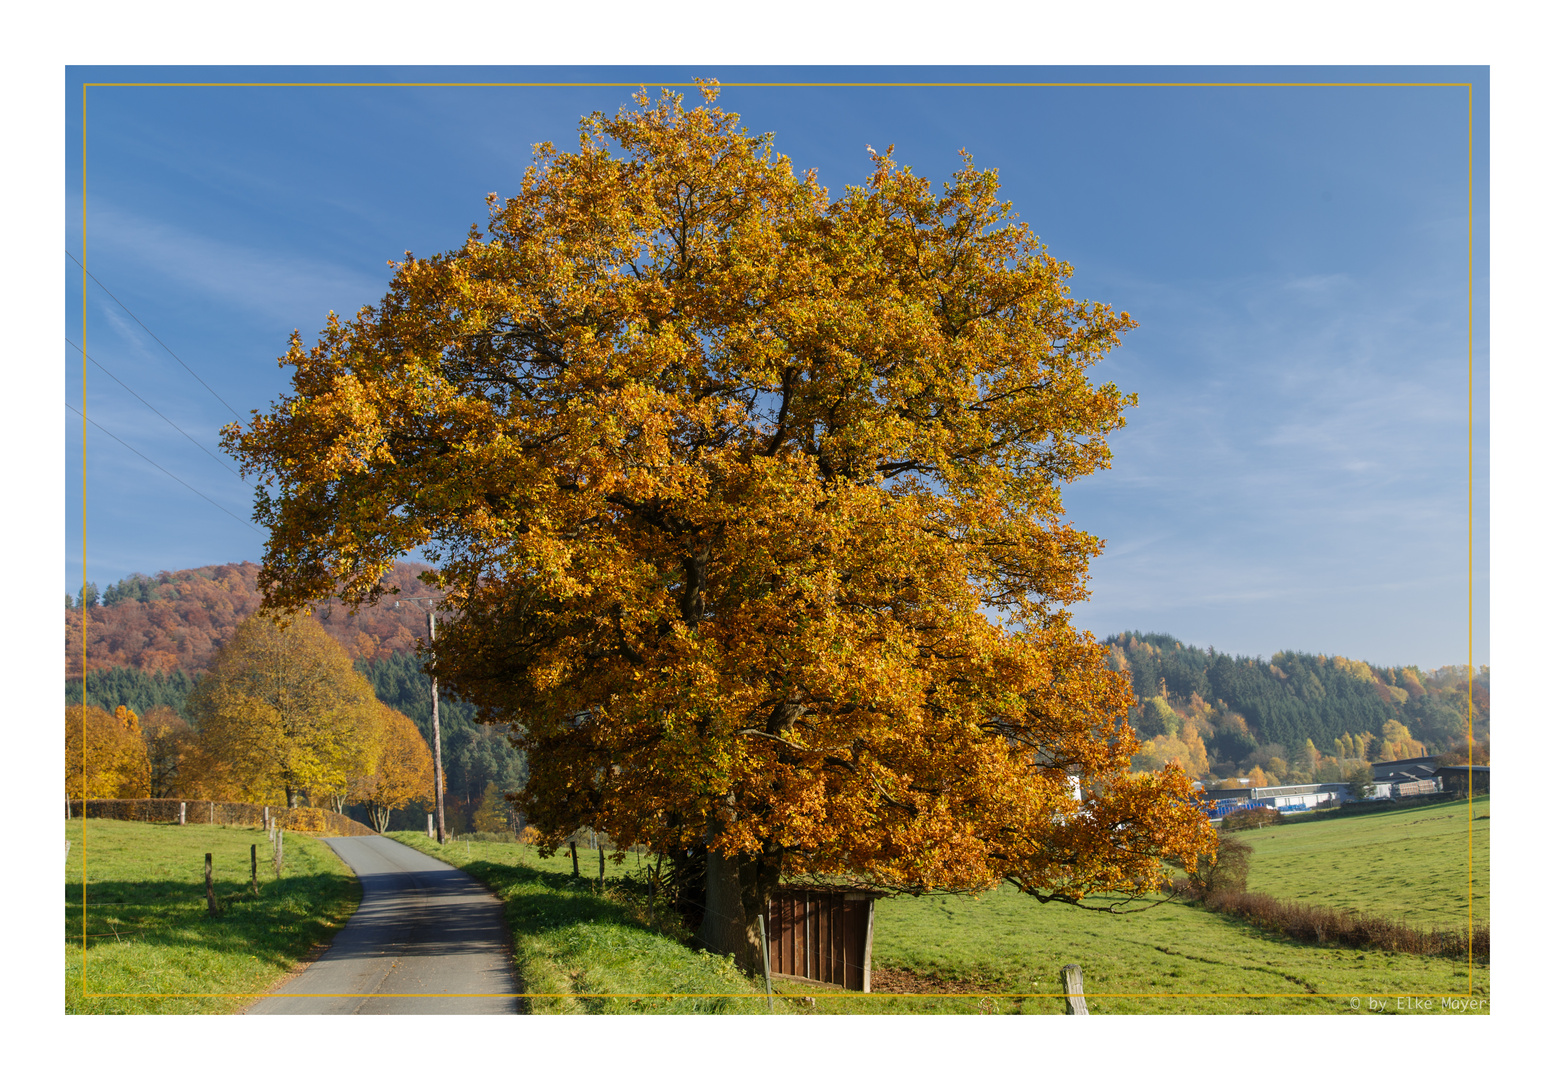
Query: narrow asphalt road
[[246, 835, 519, 1014]]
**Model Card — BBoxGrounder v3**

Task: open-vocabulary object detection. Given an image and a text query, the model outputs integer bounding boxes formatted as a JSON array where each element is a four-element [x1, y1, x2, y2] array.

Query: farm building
[[1370, 756, 1442, 798], [1204, 782, 1351, 819], [764, 884, 884, 992], [1435, 764, 1489, 796]]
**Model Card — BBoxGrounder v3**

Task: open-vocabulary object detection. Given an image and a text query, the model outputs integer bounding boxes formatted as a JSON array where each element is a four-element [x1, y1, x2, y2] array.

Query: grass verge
[[65, 818, 360, 1014], [388, 833, 781, 1014]]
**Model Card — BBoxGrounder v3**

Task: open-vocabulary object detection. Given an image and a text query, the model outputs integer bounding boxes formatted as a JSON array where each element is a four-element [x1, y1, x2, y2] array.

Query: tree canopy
[[66, 704, 150, 799], [228, 84, 1216, 966], [186, 612, 379, 807], [360, 703, 436, 832]]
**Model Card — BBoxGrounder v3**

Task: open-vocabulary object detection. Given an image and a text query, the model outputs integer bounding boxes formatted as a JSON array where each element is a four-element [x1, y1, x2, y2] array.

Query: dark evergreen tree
[[65, 666, 196, 720]]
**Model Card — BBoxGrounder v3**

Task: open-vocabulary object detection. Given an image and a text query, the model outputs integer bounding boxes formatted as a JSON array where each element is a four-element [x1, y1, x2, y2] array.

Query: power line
[[66, 249, 243, 420], [66, 336, 242, 478], [64, 401, 261, 534]]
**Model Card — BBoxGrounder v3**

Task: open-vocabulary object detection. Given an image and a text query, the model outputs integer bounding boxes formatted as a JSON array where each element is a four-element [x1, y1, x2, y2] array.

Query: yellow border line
[[84, 990, 1480, 999], [1467, 82, 1475, 997], [73, 75, 1483, 1009], [80, 81, 1474, 89], [78, 77, 89, 985]]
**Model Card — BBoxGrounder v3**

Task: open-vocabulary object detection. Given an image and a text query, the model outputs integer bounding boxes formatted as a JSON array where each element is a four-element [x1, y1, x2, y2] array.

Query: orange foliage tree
[[227, 84, 1216, 967], [66, 704, 150, 799], [361, 704, 436, 832]]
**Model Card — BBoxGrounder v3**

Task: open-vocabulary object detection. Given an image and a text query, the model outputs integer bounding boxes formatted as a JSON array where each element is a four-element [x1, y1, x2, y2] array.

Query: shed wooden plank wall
[[765, 890, 874, 991]]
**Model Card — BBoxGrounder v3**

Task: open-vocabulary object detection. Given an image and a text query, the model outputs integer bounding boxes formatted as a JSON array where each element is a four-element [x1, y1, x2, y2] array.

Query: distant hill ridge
[[64, 565, 1487, 772], [1103, 631, 1488, 778], [65, 561, 442, 678]]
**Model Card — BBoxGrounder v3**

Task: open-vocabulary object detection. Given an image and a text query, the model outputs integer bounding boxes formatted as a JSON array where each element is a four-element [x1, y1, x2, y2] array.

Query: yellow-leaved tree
[[65, 704, 150, 799], [187, 613, 378, 808], [361, 704, 436, 832], [226, 83, 1217, 968]]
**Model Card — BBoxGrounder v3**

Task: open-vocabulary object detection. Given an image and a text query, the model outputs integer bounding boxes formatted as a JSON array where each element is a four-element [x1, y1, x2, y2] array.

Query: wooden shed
[[764, 886, 884, 992]]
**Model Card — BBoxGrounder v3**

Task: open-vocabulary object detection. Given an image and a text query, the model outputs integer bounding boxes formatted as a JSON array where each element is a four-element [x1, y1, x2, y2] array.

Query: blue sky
[[63, 65, 1489, 671]]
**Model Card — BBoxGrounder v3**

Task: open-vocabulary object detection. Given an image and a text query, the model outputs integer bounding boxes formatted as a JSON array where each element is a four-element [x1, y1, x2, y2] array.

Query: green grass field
[[65, 818, 360, 1014], [1238, 798, 1488, 927], [854, 880, 1485, 1015], [390, 832, 782, 1013], [407, 828, 1487, 1016]]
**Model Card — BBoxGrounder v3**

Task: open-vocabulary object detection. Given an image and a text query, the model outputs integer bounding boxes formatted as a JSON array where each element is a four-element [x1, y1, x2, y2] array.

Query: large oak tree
[[229, 84, 1216, 967]]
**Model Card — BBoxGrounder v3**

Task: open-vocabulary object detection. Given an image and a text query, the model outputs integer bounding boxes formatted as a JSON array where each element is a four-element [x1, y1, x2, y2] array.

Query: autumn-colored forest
[[65, 561, 440, 677], [66, 562, 523, 832], [1107, 632, 1489, 788]]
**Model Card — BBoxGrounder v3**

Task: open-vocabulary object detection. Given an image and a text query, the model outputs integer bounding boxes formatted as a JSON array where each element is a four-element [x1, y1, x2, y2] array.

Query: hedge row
[[66, 798, 377, 837], [1178, 876, 1488, 962]]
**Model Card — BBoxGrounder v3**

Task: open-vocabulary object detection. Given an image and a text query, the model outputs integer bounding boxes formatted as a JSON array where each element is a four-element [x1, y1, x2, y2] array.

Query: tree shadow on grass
[[66, 872, 357, 969], [460, 859, 645, 933]]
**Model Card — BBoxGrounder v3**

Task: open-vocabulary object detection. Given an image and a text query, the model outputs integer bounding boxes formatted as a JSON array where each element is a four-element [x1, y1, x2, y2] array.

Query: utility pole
[[427, 607, 446, 844], [397, 597, 447, 844]]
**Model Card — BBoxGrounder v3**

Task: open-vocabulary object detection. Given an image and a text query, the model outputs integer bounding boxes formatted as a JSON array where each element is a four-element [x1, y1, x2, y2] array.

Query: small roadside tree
[[1346, 764, 1376, 801], [361, 704, 436, 832], [227, 83, 1217, 969], [471, 782, 516, 834]]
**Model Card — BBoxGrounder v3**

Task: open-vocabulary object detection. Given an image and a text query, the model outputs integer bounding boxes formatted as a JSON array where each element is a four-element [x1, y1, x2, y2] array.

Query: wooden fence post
[[205, 853, 218, 916], [179, 802, 186, 826], [1061, 963, 1088, 1015], [758, 912, 774, 1013]]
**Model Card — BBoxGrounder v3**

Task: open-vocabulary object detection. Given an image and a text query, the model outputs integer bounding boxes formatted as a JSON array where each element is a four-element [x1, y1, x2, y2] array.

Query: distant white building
[[1204, 782, 1351, 819]]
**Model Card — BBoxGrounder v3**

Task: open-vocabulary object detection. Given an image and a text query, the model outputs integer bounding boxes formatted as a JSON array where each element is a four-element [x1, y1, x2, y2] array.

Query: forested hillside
[[353, 650, 528, 829], [1106, 632, 1488, 786], [65, 561, 442, 677]]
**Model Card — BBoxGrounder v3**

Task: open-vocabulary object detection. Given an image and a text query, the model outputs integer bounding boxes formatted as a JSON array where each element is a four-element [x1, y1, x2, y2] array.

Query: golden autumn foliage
[[65, 704, 151, 799], [227, 84, 1217, 963], [141, 704, 196, 798], [361, 704, 437, 832], [186, 613, 379, 807]]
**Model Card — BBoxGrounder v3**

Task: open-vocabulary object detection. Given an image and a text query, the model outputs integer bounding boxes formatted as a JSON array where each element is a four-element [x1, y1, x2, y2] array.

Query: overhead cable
[[66, 336, 242, 478], [64, 401, 261, 534], [66, 249, 243, 420]]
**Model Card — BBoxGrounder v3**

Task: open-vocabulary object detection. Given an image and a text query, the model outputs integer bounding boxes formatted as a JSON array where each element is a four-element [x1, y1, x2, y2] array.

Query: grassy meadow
[[1237, 797, 1488, 927], [389, 832, 782, 1014], [854, 880, 1484, 1015], [65, 818, 360, 1014], [408, 822, 1487, 1016]]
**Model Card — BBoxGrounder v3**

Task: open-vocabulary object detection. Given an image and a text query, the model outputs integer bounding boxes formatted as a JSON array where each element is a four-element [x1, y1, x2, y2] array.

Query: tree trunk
[[695, 822, 783, 973], [698, 843, 755, 969]]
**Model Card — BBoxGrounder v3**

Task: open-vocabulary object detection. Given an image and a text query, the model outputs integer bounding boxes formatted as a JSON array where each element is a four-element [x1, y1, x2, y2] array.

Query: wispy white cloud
[[83, 202, 388, 328]]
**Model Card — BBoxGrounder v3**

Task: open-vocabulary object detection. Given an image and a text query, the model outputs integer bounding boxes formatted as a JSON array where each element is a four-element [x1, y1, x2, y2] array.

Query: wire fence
[[66, 798, 377, 837]]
